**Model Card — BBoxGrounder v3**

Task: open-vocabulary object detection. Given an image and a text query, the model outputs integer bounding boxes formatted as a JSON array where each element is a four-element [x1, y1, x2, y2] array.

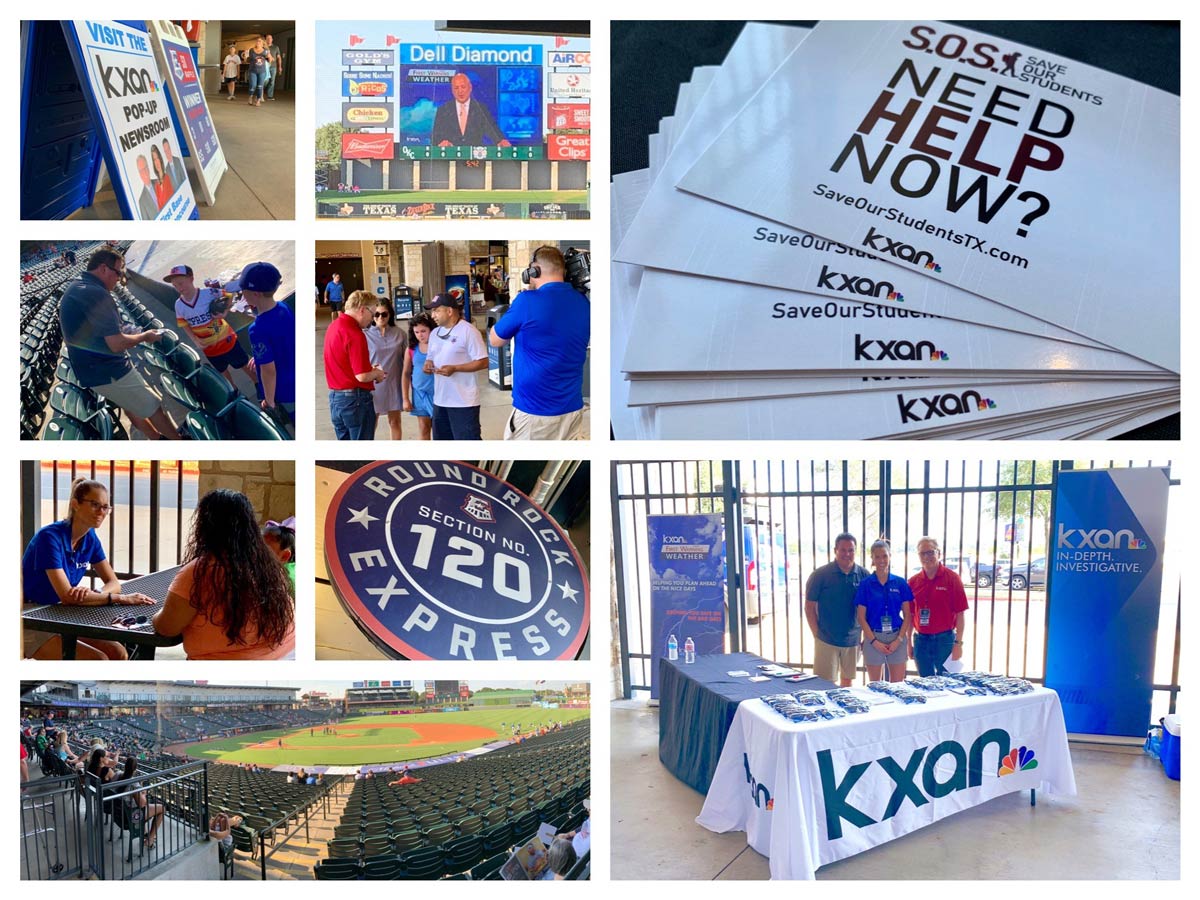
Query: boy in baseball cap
[[166, 264, 256, 389], [229, 262, 295, 429]]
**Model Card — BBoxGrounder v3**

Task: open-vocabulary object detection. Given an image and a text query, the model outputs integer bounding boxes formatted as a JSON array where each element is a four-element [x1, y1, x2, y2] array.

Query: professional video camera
[[564, 247, 590, 299]]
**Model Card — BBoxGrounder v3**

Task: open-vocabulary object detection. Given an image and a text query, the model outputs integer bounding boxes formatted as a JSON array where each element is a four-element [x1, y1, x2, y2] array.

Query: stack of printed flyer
[[611, 21, 1180, 439]]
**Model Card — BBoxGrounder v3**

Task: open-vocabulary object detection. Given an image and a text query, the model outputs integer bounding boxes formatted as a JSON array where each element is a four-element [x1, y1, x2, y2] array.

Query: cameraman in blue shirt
[[489, 246, 589, 440]]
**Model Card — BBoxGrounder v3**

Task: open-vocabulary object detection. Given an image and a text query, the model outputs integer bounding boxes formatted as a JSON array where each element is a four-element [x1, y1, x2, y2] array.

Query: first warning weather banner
[[1045, 467, 1170, 736], [648, 514, 726, 698], [678, 21, 1179, 373]]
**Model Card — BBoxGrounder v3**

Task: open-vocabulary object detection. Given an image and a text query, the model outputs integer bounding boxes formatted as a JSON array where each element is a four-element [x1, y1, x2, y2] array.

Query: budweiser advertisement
[[341, 133, 394, 160]]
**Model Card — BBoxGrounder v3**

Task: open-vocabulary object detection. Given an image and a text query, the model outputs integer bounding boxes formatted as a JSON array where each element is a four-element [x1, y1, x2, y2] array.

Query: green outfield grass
[[179, 707, 590, 767], [317, 189, 588, 205]]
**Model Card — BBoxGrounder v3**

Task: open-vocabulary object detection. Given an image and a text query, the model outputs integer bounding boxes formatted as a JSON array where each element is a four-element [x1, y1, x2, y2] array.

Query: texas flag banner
[[678, 21, 1179, 373]]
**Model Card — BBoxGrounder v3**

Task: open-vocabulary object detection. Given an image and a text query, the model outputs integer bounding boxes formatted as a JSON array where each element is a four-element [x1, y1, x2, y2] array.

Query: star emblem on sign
[[346, 506, 378, 529], [557, 581, 580, 602]]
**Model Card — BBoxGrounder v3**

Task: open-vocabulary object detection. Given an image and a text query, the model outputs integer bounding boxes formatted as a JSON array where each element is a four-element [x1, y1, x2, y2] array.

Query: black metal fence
[[20, 759, 210, 880], [612, 459, 1181, 719], [20, 460, 198, 579]]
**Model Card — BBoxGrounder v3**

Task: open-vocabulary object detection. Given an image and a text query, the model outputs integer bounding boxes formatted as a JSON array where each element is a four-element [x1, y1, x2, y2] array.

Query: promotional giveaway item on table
[[699, 683, 1076, 879], [610, 22, 1179, 439]]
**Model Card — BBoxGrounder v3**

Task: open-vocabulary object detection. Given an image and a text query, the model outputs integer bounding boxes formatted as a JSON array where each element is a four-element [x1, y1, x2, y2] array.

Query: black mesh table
[[22, 566, 184, 660]]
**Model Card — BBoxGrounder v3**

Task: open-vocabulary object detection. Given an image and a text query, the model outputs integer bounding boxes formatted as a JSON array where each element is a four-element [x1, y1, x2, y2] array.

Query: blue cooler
[[1161, 714, 1180, 780]]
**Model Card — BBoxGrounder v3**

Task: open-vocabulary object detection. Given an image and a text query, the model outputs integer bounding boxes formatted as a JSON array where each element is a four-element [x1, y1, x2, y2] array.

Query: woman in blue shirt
[[21, 477, 155, 660], [855, 539, 913, 683]]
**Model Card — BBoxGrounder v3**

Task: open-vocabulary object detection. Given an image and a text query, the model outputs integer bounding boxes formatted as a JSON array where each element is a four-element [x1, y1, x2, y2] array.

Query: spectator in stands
[[228, 260, 295, 426], [165, 265, 255, 390], [53, 731, 78, 766], [59, 248, 183, 439], [558, 798, 590, 856], [123, 757, 165, 849], [22, 476, 156, 660], [153, 489, 295, 659], [547, 838, 577, 880], [209, 812, 244, 853]]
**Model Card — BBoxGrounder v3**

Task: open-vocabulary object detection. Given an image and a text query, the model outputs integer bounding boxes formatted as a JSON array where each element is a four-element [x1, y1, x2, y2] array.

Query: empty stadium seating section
[[315, 720, 590, 880]]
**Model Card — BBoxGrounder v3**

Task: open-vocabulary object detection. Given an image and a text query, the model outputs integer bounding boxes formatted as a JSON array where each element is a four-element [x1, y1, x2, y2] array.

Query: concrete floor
[[611, 702, 1180, 880], [312, 310, 590, 441], [69, 92, 295, 221]]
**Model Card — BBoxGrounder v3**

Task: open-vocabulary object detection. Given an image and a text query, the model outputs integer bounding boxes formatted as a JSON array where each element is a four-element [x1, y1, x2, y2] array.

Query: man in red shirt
[[323, 290, 386, 439], [907, 536, 969, 676]]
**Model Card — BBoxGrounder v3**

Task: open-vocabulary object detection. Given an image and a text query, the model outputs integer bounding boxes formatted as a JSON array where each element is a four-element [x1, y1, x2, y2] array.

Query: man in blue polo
[[324, 273, 344, 320], [805, 532, 868, 687], [488, 246, 589, 440]]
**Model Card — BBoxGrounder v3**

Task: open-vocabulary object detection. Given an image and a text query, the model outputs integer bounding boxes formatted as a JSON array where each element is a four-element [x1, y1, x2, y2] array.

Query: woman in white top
[[423, 291, 487, 440], [222, 46, 240, 99]]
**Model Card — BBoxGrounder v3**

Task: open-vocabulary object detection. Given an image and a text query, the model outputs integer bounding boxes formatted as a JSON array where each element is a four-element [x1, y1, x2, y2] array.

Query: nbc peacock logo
[[976, 397, 997, 411], [998, 746, 1038, 776], [924, 260, 943, 273], [929, 350, 950, 361], [887, 290, 905, 302]]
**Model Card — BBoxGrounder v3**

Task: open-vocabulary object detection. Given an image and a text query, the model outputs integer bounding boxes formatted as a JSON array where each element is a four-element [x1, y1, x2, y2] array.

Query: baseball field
[[178, 707, 590, 766]]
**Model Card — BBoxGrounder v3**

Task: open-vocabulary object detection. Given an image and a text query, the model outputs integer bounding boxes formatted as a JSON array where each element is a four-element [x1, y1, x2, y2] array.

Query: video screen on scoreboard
[[399, 58, 543, 147]]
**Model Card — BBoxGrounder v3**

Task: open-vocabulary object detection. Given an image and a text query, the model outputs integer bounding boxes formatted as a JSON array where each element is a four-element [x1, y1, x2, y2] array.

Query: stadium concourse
[[19, 240, 293, 440], [20, 681, 590, 880]]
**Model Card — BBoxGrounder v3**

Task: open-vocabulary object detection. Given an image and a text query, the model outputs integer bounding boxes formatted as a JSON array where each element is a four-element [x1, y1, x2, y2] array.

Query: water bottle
[[684, 637, 695, 664], [667, 634, 678, 661]]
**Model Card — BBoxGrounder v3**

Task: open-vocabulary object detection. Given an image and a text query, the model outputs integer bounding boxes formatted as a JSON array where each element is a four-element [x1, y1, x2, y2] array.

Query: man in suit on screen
[[430, 73, 512, 147]]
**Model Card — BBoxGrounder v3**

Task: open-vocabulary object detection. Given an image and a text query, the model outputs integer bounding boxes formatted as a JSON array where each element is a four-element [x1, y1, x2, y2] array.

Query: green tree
[[315, 122, 347, 168], [983, 461, 1053, 522]]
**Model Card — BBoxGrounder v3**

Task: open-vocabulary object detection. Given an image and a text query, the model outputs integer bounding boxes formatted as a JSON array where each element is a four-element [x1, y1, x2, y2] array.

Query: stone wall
[[197, 460, 295, 524]]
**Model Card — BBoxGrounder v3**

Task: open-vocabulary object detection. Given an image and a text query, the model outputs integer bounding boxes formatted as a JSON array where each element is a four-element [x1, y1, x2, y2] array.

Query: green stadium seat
[[421, 822, 453, 847], [456, 814, 484, 836], [326, 837, 360, 859], [392, 829, 422, 853], [362, 835, 392, 857], [442, 834, 484, 876], [362, 858, 402, 879], [397, 846, 443, 880], [469, 851, 508, 881], [315, 860, 361, 880], [480, 822, 513, 856]]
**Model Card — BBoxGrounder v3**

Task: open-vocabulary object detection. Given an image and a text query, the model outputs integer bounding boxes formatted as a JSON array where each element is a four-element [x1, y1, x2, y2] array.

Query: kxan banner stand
[[648, 514, 726, 699], [1045, 467, 1170, 736], [58, 20, 198, 220], [147, 20, 226, 205]]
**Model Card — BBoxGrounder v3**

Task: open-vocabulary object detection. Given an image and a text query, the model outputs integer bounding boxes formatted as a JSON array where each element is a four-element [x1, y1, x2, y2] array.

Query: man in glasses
[[323, 289, 387, 439], [907, 536, 969, 676], [59, 248, 182, 440]]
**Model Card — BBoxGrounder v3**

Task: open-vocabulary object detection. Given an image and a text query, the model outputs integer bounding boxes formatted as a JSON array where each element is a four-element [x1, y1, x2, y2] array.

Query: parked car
[[974, 561, 1008, 589], [1005, 557, 1046, 590]]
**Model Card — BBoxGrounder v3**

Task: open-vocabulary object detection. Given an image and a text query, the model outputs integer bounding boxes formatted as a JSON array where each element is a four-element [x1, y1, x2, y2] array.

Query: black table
[[658, 652, 835, 793], [22, 567, 184, 660]]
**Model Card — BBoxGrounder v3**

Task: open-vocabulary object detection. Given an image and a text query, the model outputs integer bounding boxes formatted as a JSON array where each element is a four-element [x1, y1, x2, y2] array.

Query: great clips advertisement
[[679, 21, 1179, 373], [648, 514, 726, 698], [1045, 468, 1169, 736]]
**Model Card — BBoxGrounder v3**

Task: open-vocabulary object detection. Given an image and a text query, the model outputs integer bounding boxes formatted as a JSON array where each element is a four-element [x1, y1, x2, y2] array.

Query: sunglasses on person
[[373, 312, 389, 319], [111, 615, 149, 628]]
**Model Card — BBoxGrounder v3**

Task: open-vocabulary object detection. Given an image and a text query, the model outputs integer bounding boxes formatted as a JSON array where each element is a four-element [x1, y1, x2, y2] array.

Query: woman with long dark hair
[[21, 476, 155, 659], [122, 757, 165, 849], [152, 489, 295, 659], [150, 144, 174, 209]]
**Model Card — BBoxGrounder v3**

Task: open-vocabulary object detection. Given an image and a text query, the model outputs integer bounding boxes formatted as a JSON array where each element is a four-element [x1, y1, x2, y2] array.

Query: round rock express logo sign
[[325, 461, 589, 659]]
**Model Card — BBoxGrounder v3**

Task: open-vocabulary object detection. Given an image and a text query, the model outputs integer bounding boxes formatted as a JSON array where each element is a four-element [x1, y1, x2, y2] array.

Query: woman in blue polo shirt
[[855, 539, 913, 683], [21, 476, 155, 660]]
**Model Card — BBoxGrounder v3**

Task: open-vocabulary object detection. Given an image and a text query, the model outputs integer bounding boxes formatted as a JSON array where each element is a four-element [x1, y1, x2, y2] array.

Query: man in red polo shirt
[[907, 536, 969, 676], [323, 290, 386, 439]]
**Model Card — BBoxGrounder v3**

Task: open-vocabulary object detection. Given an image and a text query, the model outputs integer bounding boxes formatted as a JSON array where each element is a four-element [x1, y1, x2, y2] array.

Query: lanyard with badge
[[917, 572, 933, 627], [879, 578, 896, 634]]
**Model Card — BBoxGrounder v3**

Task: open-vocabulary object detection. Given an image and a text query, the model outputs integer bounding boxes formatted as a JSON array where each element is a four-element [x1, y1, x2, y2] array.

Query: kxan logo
[[856, 335, 950, 362], [819, 728, 1033, 840], [1056, 525, 1147, 550], [818, 265, 904, 302], [861, 227, 942, 273], [898, 390, 996, 424], [742, 753, 773, 811]]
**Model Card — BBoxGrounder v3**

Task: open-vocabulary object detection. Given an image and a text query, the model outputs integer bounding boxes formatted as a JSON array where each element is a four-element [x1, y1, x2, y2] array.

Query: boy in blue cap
[[227, 261, 295, 429]]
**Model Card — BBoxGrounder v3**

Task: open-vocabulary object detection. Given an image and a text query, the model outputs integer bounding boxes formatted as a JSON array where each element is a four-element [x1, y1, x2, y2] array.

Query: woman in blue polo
[[855, 539, 913, 683], [21, 476, 154, 660]]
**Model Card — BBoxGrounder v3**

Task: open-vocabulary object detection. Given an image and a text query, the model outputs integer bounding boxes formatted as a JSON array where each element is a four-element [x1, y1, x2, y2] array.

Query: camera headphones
[[521, 246, 556, 285]]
